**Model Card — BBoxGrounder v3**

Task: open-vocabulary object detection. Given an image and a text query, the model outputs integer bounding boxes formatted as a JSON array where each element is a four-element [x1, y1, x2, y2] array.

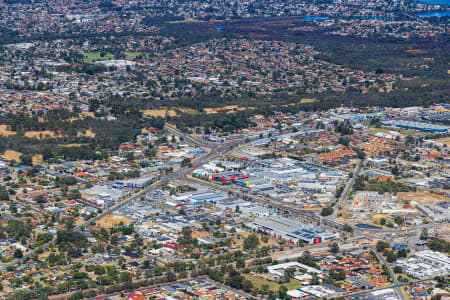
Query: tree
[[142, 260, 151, 269], [394, 216, 403, 225], [110, 234, 119, 245], [181, 157, 192, 167], [329, 269, 346, 281], [65, 217, 75, 231], [236, 257, 245, 269], [68, 189, 81, 200], [226, 274, 245, 289], [6, 220, 31, 240], [284, 267, 296, 281], [397, 249, 407, 258], [13, 248, 23, 258], [242, 279, 254, 292], [302, 250, 311, 260], [35, 194, 46, 204], [391, 166, 400, 176], [0, 190, 9, 201], [126, 152, 134, 162], [119, 271, 132, 282], [420, 228, 428, 240], [428, 238, 450, 253], [356, 148, 366, 159], [297, 250, 320, 269], [244, 234, 260, 250], [181, 226, 192, 241], [278, 285, 288, 299], [62, 176, 77, 186], [166, 271, 177, 282], [311, 273, 320, 285], [321, 207, 333, 216], [209, 270, 224, 283], [19, 154, 33, 166], [261, 284, 270, 295], [329, 242, 339, 253], [376, 241, 390, 252], [386, 251, 397, 263], [121, 224, 134, 235], [343, 224, 353, 232]]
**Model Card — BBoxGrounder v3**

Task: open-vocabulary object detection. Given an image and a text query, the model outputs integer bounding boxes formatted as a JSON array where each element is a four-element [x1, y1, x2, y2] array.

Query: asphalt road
[[330, 158, 364, 219], [0, 128, 242, 271], [346, 277, 437, 298], [370, 246, 406, 300]]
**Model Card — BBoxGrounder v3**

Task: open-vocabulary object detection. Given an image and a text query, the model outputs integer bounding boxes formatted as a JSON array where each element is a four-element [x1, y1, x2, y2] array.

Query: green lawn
[[84, 52, 114, 62], [242, 273, 302, 292], [125, 52, 147, 58]]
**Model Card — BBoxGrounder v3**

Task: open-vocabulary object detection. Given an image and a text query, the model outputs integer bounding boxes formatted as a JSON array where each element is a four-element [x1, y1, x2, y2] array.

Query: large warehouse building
[[245, 216, 338, 244], [381, 120, 449, 133]]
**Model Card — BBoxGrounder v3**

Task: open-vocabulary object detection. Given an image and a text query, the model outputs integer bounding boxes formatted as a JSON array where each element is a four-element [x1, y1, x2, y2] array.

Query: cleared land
[[0, 125, 15, 137], [1, 150, 43, 165], [437, 137, 450, 147], [58, 143, 88, 147], [96, 214, 135, 229], [368, 126, 429, 137], [203, 105, 249, 114], [1, 150, 22, 161], [0, 124, 95, 139], [397, 191, 447, 205], [77, 129, 96, 138], [32, 154, 43, 165], [24, 130, 59, 139], [68, 112, 96, 122], [300, 98, 316, 103], [141, 109, 179, 117]]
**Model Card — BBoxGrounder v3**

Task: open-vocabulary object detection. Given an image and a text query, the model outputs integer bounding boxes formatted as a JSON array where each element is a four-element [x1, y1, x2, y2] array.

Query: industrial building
[[267, 261, 321, 280], [416, 202, 450, 222], [353, 288, 399, 300], [395, 250, 450, 278], [215, 199, 273, 217], [381, 120, 449, 133], [172, 190, 229, 205], [245, 215, 338, 244], [113, 176, 156, 188]]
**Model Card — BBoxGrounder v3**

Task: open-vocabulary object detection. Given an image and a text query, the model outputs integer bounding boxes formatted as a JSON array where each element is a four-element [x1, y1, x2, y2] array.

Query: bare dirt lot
[[438, 137, 450, 147], [24, 130, 59, 139], [96, 214, 135, 229], [77, 129, 96, 138], [141, 109, 179, 117], [1, 150, 42, 165], [203, 105, 251, 114], [397, 191, 447, 205], [0, 125, 15, 137], [1, 150, 22, 161], [0, 125, 96, 139]]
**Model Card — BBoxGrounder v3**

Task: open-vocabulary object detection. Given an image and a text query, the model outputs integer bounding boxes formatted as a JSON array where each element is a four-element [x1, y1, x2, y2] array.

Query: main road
[[370, 246, 407, 300], [76, 126, 244, 229], [0, 126, 245, 271], [330, 158, 364, 219]]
